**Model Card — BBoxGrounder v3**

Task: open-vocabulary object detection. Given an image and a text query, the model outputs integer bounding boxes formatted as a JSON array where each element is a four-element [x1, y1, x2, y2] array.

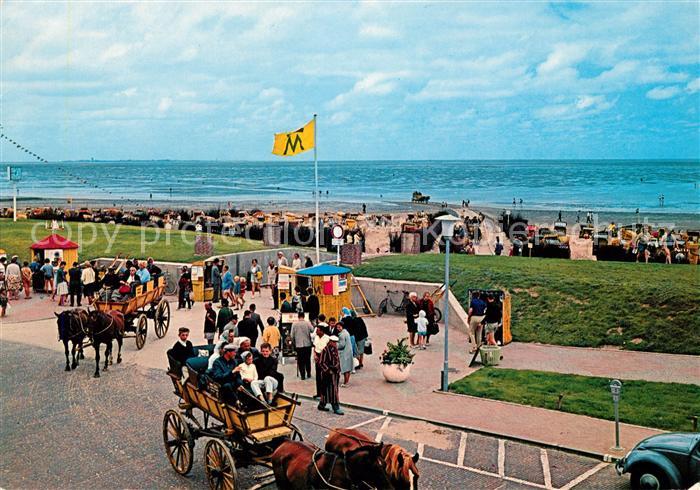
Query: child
[[234, 351, 258, 394], [239, 278, 247, 309], [416, 310, 429, 350], [232, 276, 241, 310]]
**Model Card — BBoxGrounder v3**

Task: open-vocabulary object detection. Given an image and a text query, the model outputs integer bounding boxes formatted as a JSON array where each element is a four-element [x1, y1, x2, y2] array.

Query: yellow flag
[[272, 118, 315, 156]]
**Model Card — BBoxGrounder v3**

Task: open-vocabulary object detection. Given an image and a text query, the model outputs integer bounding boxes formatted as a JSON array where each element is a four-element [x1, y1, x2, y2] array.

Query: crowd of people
[[0, 253, 165, 316]]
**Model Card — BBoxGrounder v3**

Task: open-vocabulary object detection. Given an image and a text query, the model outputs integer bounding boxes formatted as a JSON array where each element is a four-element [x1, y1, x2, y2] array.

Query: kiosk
[[30, 234, 79, 265]]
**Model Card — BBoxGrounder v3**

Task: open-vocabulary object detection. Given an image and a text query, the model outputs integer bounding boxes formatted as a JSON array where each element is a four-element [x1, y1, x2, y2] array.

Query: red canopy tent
[[30, 234, 79, 264]]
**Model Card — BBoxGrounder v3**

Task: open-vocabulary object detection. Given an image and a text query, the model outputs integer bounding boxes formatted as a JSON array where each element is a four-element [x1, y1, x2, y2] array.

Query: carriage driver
[[206, 344, 242, 406]]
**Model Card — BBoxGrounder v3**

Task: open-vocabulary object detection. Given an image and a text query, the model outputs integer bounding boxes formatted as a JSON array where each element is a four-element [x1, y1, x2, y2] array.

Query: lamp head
[[436, 214, 461, 238]]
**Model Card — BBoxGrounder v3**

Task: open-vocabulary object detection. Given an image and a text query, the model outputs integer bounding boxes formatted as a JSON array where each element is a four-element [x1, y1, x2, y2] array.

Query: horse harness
[[310, 448, 377, 490], [83, 312, 116, 341], [59, 311, 87, 342]]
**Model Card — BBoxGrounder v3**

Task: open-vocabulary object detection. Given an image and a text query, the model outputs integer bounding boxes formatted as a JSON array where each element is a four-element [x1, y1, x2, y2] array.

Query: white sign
[[332, 238, 345, 246], [331, 224, 344, 239]]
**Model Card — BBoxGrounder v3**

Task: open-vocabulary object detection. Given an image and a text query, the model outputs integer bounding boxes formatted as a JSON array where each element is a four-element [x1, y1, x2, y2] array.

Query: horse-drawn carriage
[[94, 276, 171, 349], [164, 352, 302, 489], [411, 191, 430, 203]]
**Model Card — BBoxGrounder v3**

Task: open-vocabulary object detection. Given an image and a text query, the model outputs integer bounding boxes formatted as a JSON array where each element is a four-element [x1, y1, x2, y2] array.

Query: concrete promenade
[[2, 291, 697, 458]]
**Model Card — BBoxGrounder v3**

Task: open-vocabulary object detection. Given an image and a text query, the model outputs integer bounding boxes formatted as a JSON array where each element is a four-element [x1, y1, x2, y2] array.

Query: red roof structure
[[30, 234, 79, 250]]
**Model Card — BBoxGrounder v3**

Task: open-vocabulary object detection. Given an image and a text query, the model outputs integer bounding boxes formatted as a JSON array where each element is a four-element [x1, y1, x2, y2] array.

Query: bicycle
[[161, 270, 179, 296], [377, 289, 411, 317]]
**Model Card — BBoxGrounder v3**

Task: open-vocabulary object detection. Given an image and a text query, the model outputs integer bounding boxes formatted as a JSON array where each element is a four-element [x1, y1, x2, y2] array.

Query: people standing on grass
[[291, 311, 314, 380], [249, 259, 262, 298], [204, 302, 217, 345], [21, 261, 32, 299], [468, 291, 486, 353], [177, 266, 193, 310], [405, 292, 419, 347], [211, 258, 222, 304]]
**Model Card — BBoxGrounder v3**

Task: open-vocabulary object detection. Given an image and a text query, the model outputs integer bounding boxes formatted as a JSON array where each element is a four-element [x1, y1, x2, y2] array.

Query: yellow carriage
[[93, 276, 171, 349], [164, 352, 301, 489]]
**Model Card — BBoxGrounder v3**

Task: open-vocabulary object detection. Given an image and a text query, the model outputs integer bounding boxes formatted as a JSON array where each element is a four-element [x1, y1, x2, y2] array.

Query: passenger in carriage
[[99, 266, 122, 301], [171, 327, 196, 366], [252, 342, 284, 404], [234, 351, 258, 391], [235, 338, 260, 362], [122, 266, 141, 295], [207, 344, 242, 405], [136, 261, 151, 283]]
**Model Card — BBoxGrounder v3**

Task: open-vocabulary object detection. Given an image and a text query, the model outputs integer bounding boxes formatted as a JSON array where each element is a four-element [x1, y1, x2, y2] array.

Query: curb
[[294, 392, 620, 462]]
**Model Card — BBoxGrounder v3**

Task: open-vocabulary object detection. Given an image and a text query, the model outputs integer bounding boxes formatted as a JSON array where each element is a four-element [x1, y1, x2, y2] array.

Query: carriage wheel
[[290, 423, 303, 441], [163, 409, 194, 475], [434, 307, 443, 323], [204, 439, 238, 490], [135, 314, 148, 350], [155, 299, 170, 339]]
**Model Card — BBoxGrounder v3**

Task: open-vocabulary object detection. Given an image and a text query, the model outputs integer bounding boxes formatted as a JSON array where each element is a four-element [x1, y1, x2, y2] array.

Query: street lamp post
[[436, 214, 461, 392]]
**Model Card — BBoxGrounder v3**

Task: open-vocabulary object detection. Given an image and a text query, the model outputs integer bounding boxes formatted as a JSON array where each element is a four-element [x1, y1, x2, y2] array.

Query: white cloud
[[536, 95, 615, 120], [328, 111, 351, 125], [646, 86, 682, 100], [328, 71, 409, 108], [158, 97, 173, 112], [358, 24, 398, 39], [259, 88, 284, 99], [100, 43, 132, 62], [686, 78, 700, 94], [536, 43, 589, 76], [117, 87, 138, 97]]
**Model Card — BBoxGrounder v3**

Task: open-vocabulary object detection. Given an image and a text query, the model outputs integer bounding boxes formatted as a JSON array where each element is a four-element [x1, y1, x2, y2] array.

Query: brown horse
[[326, 428, 420, 490], [85, 309, 125, 378], [271, 440, 391, 489]]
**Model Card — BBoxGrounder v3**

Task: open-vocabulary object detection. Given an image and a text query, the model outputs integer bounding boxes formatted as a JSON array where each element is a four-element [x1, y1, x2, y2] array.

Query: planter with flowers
[[379, 338, 415, 383]]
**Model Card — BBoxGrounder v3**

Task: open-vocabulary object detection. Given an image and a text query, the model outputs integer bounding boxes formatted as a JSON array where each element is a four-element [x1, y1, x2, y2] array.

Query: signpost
[[6, 166, 22, 222], [331, 225, 344, 265], [610, 379, 623, 451]]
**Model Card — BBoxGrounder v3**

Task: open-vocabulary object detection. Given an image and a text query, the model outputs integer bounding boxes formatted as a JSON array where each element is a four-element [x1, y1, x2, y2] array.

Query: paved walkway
[[498, 342, 700, 385], [3, 291, 691, 457]]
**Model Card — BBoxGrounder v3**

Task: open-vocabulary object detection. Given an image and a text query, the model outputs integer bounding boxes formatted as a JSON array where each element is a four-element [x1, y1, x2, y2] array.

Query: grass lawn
[[449, 368, 700, 432], [354, 255, 700, 355], [0, 219, 265, 263]]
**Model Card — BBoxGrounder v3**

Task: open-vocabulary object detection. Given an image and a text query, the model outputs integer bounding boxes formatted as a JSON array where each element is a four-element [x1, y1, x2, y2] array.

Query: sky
[[1, 1, 699, 162]]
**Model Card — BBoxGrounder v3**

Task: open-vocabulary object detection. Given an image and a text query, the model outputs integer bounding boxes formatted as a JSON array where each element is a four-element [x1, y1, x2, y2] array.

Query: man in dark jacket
[[305, 287, 320, 322], [253, 342, 284, 402], [211, 258, 222, 303], [249, 304, 265, 337], [237, 310, 261, 348], [68, 261, 82, 307], [483, 294, 502, 346], [216, 299, 235, 337], [170, 327, 196, 366], [206, 344, 241, 405], [204, 302, 217, 345]]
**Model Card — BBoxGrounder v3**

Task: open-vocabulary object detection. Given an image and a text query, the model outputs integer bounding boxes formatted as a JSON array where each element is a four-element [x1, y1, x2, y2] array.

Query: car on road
[[616, 432, 700, 489]]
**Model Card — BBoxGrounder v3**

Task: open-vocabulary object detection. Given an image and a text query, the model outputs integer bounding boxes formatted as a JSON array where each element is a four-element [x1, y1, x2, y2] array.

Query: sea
[[1, 159, 698, 225]]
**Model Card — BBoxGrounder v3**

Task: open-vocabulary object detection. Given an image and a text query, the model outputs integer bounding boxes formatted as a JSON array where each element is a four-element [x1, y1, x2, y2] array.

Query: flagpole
[[313, 114, 320, 264]]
